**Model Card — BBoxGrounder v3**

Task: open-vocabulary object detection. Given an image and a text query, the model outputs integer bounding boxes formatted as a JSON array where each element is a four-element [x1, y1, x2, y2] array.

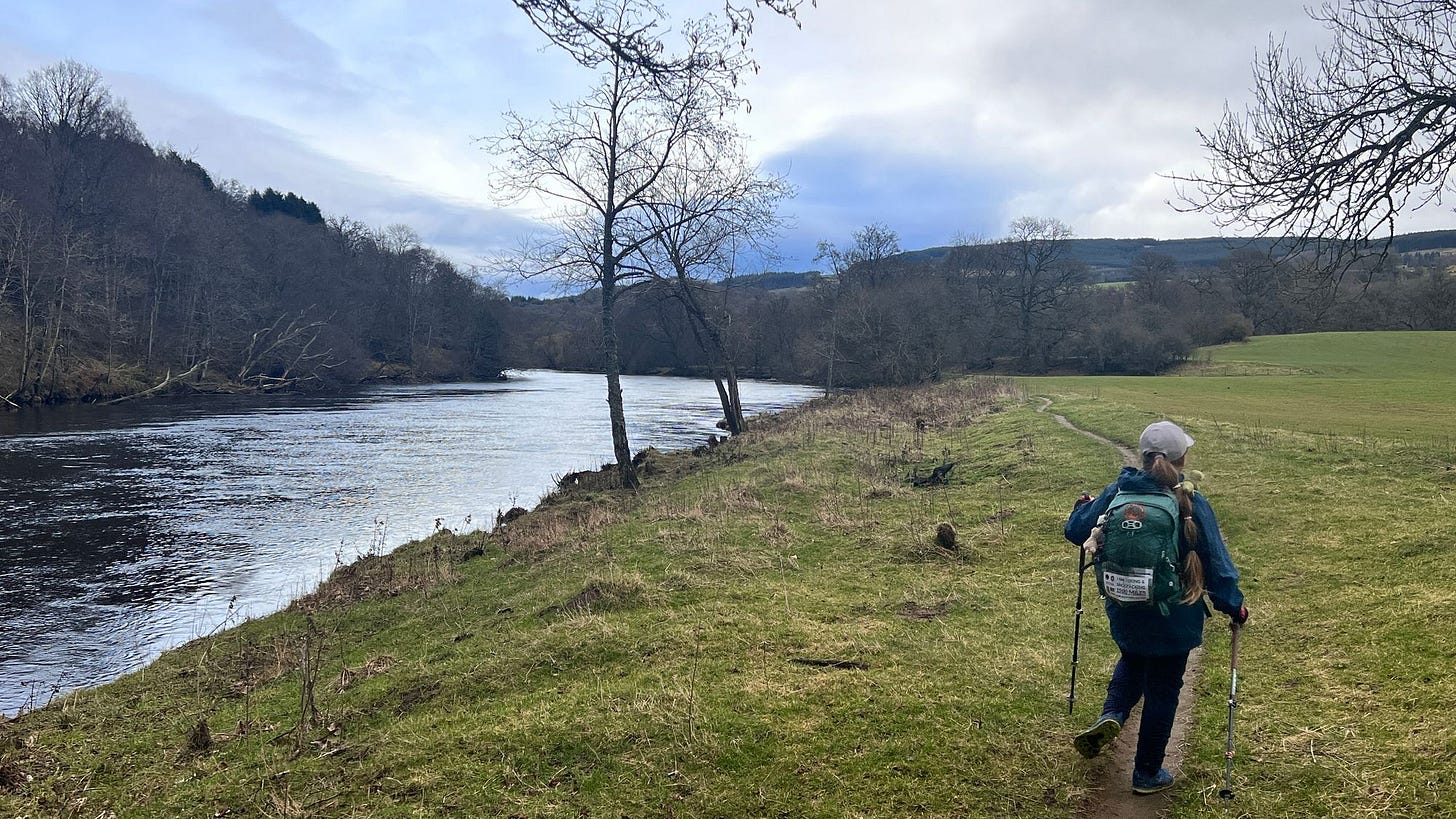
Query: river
[[0, 370, 819, 715]]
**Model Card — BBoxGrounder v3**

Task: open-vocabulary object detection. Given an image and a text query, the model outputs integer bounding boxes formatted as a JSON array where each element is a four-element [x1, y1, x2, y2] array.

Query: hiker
[[1064, 420, 1248, 795]]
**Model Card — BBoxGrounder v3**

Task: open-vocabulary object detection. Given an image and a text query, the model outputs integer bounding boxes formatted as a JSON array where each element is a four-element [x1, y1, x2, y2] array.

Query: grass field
[[1, 331, 1452, 817], [1030, 330, 1456, 817], [1038, 331, 1456, 448]]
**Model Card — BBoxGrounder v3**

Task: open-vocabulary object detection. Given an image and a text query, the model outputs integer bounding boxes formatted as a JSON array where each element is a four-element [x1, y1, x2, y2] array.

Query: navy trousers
[[1101, 651, 1191, 776]]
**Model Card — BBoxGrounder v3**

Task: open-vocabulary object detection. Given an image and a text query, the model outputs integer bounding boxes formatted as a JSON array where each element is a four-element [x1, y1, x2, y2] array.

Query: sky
[[3, 0, 1452, 291]]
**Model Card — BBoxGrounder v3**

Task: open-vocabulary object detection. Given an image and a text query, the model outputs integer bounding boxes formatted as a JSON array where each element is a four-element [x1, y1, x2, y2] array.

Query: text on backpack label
[[1102, 567, 1153, 603]]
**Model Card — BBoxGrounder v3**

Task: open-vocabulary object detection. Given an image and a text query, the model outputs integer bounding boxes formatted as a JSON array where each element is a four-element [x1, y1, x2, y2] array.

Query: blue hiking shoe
[[1073, 714, 1121, 759], [1132, 767, 1174, 794]]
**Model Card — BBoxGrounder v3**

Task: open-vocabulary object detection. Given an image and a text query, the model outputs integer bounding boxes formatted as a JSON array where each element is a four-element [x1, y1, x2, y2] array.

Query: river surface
[[0, 370, 818, 715]]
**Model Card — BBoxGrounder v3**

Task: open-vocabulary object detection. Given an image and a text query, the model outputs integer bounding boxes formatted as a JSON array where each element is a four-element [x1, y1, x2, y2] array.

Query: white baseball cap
[[1139, 421, 1194, 460]]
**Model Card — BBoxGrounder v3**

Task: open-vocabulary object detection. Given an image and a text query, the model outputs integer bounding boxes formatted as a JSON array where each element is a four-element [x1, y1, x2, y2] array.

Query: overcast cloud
[[3, 1, 1451, 286]]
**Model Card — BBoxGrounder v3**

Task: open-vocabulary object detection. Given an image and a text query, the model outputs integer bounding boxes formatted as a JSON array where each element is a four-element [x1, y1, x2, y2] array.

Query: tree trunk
[[723, 360, 745, 433], [673, 279, 745, 435], [599, 265, 638, 489], [824, 300, 838, 397]]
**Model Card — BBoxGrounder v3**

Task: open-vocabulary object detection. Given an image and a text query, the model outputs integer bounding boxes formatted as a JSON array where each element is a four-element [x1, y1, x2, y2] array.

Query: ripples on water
[[0, 371, 818, 714]]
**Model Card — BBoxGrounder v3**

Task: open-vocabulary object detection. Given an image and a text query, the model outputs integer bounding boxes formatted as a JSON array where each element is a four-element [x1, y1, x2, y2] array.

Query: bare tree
[[987, 217, 1085, 372], [9, 60, 138, 142], [1127, 250, 1179, 306], [813, 224, 902, 394], [1179, 0, 1456, 274], [510, 0, 809, 78], [489, 0, 747, 488], [0, 75, 14, 120], [7, 61, 140, 232], [637, 139, 791, 434]]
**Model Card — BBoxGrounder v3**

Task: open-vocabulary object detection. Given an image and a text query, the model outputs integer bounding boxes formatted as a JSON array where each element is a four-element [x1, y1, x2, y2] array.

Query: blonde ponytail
[[1144, 452, 1205, 603]]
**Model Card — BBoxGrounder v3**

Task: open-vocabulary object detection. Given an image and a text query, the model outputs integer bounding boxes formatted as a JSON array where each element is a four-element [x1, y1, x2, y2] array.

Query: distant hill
[[522, 230, 1456, 300], [1389, 229, 1456, 255], [893, 230, 1456, 282], [721, 270, 820, 291]]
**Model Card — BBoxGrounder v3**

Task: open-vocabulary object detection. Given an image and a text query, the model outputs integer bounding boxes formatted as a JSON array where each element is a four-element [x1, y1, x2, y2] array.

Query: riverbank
[[0, 372, 818, 717], [2, 351, 1451, 816], [0, 357, 509, 410]]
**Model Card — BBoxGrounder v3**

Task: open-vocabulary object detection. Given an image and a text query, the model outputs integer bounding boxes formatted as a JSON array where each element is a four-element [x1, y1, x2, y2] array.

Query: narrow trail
[[1037, 398, 1205, 819]]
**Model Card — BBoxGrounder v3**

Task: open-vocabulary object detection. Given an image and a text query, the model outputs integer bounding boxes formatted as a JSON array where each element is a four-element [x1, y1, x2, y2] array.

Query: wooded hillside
[[0, 61, 508, 406]]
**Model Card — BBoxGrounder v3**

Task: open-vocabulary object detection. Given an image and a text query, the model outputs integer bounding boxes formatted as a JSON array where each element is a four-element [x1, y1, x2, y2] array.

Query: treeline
[[0, 61, 507, 406], [5, 61, 1450, 406], [506, 222, 1456, 385]]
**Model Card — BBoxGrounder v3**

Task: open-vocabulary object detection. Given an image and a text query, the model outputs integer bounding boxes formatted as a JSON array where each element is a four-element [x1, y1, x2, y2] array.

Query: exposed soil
[[896, 600, 951, 620], [0, 760, 28, 794], [1073, 649, 1205, 819], [1038, 398, 1204, 819]]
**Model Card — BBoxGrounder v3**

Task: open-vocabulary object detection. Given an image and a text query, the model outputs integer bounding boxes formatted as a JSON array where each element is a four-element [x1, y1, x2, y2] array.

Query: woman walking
[[1064, 420, 1248, 794]]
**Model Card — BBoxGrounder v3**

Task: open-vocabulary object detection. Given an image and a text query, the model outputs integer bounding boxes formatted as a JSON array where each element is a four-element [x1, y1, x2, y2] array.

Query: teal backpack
[[1095, 490, 1184, 615]]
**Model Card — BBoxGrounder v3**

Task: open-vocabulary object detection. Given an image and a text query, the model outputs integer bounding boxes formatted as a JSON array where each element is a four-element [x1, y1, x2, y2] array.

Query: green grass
[[1038, 331, 1456, 446], [3, 331, 1454, 817], [1029, 330, 1456, 817], [1200, 330, 1456, 378], [3, 379, 1124, 818]]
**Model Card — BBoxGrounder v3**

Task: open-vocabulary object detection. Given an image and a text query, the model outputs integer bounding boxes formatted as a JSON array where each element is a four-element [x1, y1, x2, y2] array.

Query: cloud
[[5, 0, 1453, 288], [764, 131, 1020, 264], [739, 0, 1334, 244], [95, 67, 539, 271], [194, 0, 367, 114]]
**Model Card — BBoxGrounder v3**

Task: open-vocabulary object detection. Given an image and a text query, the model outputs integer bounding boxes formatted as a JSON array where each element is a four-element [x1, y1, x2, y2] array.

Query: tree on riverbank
[[509, 0, 809, 78], [489, 0, 765, 487], [639, 140, 792, 434]]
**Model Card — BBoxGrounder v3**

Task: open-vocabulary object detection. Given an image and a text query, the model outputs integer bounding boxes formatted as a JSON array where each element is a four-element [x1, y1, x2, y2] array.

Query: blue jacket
[[1065, 467, 1245, 656]]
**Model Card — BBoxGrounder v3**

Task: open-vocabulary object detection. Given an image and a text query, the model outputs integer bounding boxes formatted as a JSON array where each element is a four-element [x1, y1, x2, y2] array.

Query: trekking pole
[[1219, 621, 1243, 800], [1068, 545, 1091, 715]]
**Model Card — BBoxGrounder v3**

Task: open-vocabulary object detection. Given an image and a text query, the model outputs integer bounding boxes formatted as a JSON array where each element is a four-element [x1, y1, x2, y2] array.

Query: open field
[[1, 332, 1452, 817], [1038, 331, 1456, 447], [1030, 330, 1456, 817]]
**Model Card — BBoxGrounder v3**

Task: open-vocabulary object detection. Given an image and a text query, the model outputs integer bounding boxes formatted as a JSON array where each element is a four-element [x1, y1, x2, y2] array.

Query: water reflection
[[0, 370, 818, 714]]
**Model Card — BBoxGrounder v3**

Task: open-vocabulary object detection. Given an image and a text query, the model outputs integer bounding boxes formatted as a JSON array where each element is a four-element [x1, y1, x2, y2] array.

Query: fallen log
[[102, 359, 209, 405], [908, 461, 957, 487]]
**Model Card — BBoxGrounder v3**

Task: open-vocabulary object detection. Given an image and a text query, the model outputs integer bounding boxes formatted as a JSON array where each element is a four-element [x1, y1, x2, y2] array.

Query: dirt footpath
[[1040, 399, 1203, 819]]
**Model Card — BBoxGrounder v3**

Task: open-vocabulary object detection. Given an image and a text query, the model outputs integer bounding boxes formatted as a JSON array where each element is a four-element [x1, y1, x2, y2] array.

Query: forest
[[0, 62, 509, 406], [503, 220, 1456, 387], [3, 61, 1454, 407]]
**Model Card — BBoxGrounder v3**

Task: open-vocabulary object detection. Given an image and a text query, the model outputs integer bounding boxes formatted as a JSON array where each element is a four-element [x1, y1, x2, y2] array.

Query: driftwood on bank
[[101, 359, 210, 405], [234, 309, 340, 392], [908, 461, 957, 487]]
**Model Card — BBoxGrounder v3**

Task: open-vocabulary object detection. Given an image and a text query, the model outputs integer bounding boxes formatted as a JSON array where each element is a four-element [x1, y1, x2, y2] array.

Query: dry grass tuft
[[714, 482, 764, 513], [816, 504, 861, 531], [896, 600, 953, 620], [496, 496, 627, 563], [540, 571, 649, 617], [336, 656, 395, 692], [295, 531, 469, 610], [686, 547, 776, 578]]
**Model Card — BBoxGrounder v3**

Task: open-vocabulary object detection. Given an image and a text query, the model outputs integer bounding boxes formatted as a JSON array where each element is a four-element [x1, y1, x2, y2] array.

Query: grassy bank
[[2, 332, 1453, 817], [4, 377, 1116, 817], [1030, 331, 1456, 817]]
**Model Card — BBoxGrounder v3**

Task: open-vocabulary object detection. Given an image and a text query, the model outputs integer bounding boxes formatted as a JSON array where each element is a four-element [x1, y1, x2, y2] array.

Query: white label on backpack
[[1103, 567, 1153, 603]]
